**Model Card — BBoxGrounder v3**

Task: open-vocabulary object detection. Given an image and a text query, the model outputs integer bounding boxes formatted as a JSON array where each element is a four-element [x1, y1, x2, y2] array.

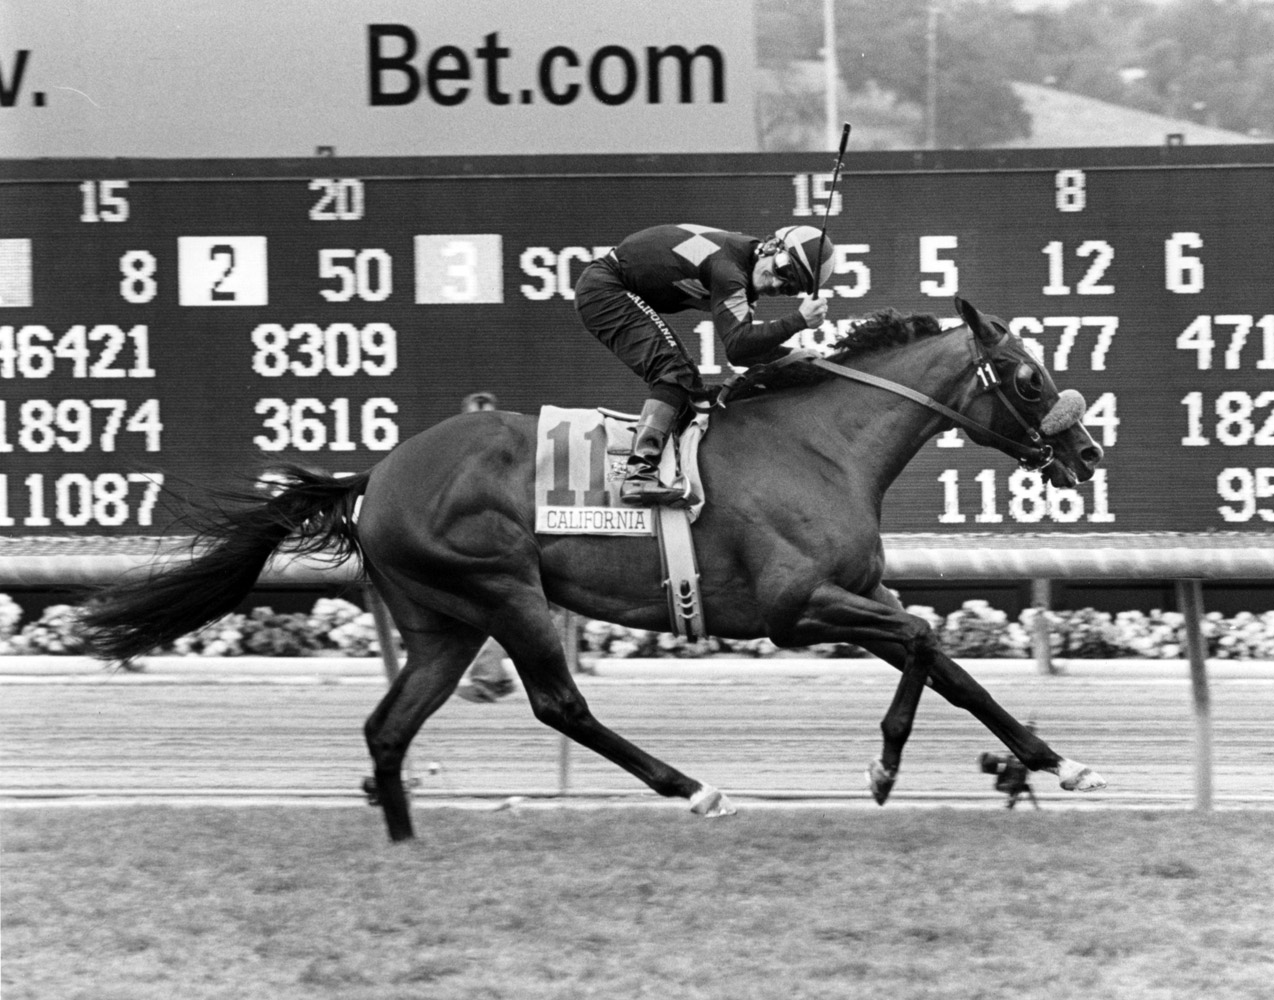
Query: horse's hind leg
[[498, 596, 734, 816], [362, 607, 487, 842]]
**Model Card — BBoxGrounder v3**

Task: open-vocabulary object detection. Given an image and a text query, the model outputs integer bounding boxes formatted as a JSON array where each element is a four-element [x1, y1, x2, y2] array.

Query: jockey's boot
[[620, 398, 684, 507]]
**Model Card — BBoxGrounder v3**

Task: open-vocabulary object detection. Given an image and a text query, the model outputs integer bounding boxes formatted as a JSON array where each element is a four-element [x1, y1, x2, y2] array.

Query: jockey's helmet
[[767, 225, 835, 295]]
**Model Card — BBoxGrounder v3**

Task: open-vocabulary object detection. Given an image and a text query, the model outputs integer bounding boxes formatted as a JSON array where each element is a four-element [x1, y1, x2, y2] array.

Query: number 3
[[442, 240, 479, 301]]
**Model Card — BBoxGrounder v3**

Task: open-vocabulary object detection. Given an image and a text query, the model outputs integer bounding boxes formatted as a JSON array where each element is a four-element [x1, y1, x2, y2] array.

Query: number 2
[[209, 245, 237, 301]]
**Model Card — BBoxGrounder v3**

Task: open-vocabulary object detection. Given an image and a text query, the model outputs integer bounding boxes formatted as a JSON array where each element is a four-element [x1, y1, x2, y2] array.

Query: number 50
[[318, 249, 393, 302]]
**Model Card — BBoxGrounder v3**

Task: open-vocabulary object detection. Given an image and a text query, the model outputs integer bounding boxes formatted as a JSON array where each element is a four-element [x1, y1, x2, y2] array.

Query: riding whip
[[811, 122, 851, 294]]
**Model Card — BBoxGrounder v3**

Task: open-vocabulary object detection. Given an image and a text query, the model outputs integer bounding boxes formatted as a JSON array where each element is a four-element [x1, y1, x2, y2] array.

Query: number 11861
[[937, 467, 1114, 524]]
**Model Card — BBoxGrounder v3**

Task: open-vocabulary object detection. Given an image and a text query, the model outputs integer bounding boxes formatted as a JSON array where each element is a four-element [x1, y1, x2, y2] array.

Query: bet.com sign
[[368, 26, 728, 111], [2, 0, 756, 158]]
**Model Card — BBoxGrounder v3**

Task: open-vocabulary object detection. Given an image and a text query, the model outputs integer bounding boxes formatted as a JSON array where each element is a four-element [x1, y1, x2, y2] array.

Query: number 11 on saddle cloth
[[533, 405, 707, 535], [533, 405, 708, 640]]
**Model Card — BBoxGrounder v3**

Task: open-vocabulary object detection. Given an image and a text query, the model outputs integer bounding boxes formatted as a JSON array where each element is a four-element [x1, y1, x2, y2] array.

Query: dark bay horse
[[80, 297, 1107, 841]]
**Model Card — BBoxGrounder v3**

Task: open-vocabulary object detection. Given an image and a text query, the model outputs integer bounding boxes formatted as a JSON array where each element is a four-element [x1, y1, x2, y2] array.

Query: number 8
[[1055, 170, 1086, 213], [120, 250, 158, 303]]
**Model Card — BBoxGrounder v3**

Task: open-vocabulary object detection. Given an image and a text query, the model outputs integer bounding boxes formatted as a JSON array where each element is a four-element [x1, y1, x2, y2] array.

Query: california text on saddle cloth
[[574, 224, 811, 400]]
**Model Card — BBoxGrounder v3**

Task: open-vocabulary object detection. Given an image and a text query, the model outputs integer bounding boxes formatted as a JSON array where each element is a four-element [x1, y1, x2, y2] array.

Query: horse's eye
[[1014, 363, 1043, 402]]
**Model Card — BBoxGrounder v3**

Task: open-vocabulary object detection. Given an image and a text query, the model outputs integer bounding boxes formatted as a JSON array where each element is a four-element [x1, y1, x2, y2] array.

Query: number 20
[[309, 179, 365, 221]]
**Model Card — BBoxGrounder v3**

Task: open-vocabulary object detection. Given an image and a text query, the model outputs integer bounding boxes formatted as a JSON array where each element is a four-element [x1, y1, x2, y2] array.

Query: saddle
[[533, 405, 709, 535], [532, 350, 821, 537]]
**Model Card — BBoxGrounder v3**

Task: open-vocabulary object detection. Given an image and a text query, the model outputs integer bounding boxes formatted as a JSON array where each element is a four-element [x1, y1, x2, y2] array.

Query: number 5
[[920, 235, 959, 297], [319, 249, 357, 302]]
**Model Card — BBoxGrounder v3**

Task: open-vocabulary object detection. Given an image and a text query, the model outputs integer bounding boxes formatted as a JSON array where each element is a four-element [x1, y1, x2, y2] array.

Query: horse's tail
[[78, 464, 369, 662]]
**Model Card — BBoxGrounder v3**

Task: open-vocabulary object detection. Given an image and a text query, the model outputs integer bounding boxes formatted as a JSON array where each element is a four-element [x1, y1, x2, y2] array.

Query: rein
[[808, 350, 1055, 471]]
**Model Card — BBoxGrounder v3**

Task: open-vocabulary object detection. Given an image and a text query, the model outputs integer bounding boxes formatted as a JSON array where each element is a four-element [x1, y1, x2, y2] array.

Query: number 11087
[[0, 472, 165, 527]]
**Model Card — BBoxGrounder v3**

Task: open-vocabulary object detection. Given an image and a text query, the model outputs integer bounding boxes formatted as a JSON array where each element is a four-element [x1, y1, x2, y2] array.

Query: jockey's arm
[[712, 286, 813, 368]]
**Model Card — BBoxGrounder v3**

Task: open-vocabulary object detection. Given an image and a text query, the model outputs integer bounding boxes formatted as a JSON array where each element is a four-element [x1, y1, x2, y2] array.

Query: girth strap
[[654, 507, 706, 641]]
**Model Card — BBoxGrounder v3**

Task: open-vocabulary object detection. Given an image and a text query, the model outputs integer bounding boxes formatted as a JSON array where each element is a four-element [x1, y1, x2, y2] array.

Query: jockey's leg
[[621, 388, 689, 507], [574, 264, 700, 508]]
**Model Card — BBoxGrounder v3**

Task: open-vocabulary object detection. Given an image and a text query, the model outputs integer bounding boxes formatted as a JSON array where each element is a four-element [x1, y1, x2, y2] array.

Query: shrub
[[3, 591, 1274, 660], [0, 593, 23, 654], [169, 614, 248, 657], [8, 604, 88, 655]]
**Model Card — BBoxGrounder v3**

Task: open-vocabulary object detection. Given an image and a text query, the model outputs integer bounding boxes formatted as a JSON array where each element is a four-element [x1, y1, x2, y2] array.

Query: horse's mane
[[721, 309, 946, 402]]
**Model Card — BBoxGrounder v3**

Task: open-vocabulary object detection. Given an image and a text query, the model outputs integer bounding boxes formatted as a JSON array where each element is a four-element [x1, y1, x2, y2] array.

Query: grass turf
[[3, 805, 1273, 999]]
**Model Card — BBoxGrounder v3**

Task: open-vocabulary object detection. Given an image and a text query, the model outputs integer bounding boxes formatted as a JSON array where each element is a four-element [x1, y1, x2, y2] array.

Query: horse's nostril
[[1082, 444, 1104, 466]]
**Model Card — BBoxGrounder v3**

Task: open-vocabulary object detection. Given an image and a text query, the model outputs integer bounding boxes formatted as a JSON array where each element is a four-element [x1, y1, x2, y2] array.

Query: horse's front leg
[[784, 582, 1107, 802], [867, 644, 930, 803], [848, 587, 1106, 797], [917, 648, 1107, 793], [784, 582, 937, 804]]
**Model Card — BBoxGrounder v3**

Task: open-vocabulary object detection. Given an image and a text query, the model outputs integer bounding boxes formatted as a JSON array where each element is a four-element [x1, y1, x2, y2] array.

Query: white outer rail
[[3, 534, 1274, 586]]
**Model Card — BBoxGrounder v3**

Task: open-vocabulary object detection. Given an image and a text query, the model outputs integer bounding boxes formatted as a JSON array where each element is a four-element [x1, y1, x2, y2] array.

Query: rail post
[[1030, 578, 1056, 675], [364, 583, 402, 684], [363, 582, 419, 790], [557, 609, 580, 795], [1176, 578, 1213, 812]]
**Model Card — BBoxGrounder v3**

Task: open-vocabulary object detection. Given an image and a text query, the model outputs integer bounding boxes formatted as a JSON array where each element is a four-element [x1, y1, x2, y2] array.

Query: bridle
[[807, 328, 1060, 472]]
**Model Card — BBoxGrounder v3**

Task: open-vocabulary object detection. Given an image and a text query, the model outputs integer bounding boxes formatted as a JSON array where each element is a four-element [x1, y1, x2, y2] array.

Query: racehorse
[[79, 297, 1107, 842]]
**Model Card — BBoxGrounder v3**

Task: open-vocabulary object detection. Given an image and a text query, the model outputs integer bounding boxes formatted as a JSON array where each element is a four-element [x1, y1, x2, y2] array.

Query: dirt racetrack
[[4, 657, 1274, 809]]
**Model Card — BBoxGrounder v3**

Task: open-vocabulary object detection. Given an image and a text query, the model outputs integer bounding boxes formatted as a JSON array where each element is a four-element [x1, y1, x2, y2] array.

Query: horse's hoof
[[1057, 759, 1107, 792], [866, 758, 897, 805], [689, 784, 737, 818]]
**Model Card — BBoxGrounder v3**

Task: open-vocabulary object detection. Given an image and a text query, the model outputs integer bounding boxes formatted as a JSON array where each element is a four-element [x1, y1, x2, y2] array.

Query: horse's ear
[[954, 296, 999, 347]]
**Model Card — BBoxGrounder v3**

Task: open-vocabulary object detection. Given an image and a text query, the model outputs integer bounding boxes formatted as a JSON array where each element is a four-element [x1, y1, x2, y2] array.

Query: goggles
[[771, 249, 811, 295]]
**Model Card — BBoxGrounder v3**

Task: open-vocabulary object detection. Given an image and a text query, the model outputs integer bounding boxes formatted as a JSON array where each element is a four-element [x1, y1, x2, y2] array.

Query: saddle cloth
[[534, 405, 708, 535]]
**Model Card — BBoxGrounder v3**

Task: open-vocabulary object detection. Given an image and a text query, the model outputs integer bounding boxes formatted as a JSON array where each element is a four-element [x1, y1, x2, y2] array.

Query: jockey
[[575, 223, 833, 506]]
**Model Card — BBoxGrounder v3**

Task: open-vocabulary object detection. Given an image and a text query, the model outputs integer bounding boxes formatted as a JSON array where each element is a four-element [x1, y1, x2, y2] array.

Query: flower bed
[[4, 592, 1274, 660]]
